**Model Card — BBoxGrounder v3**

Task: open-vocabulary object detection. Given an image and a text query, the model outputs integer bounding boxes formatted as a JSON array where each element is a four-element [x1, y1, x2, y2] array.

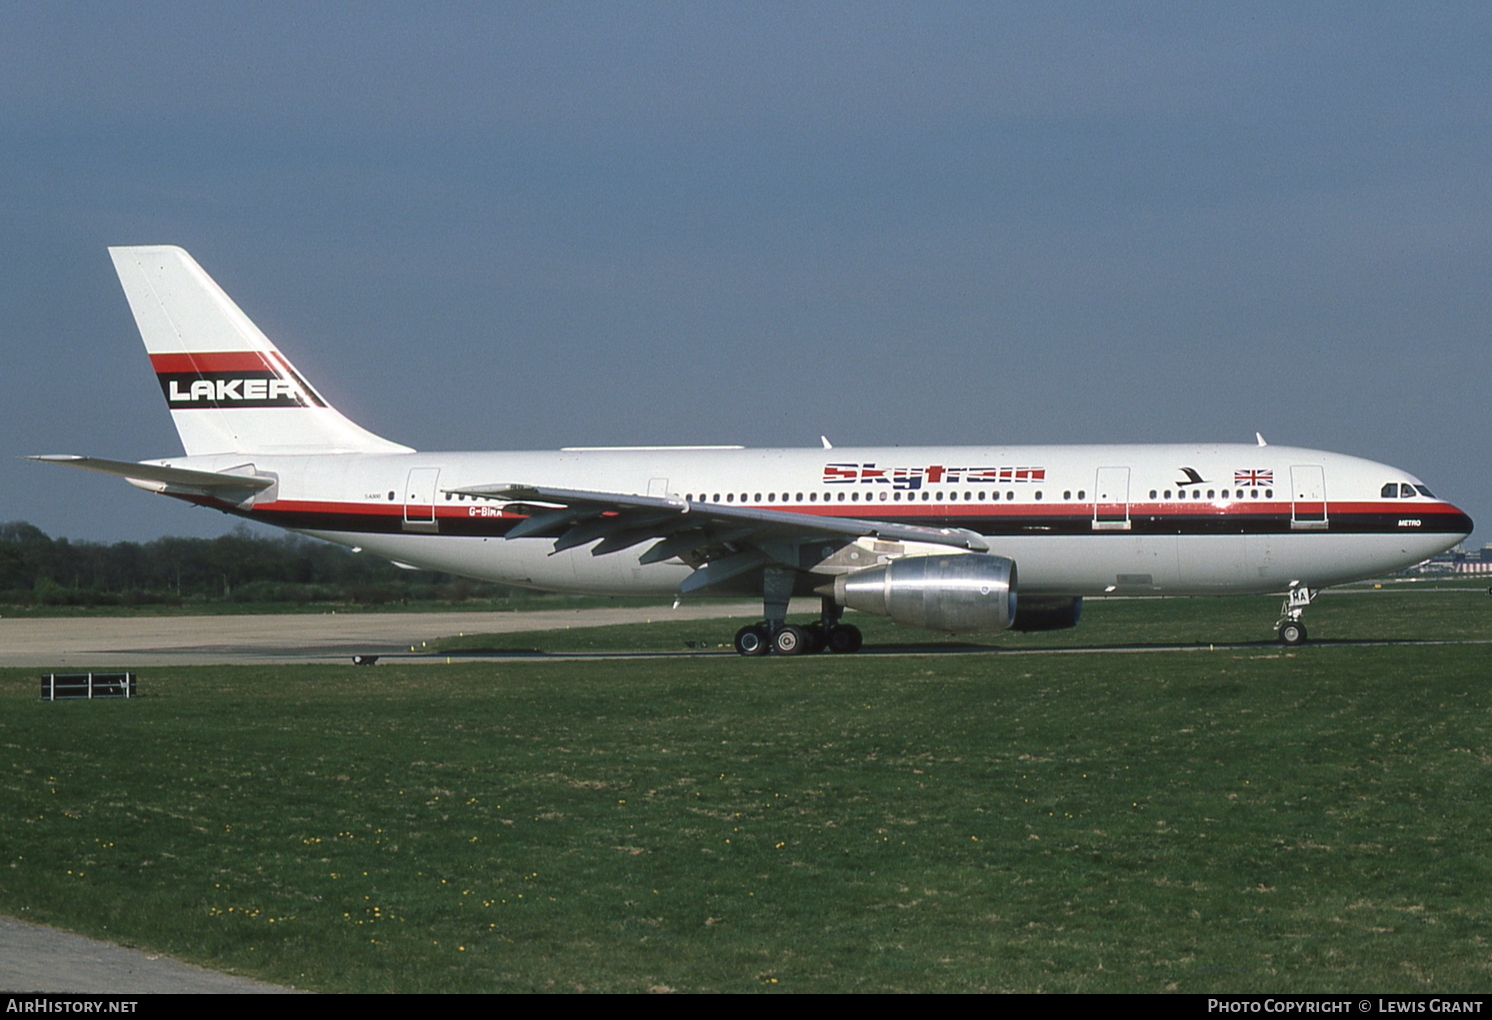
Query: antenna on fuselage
[[1256, 432, 1268, 447], [821, 435, 833, 449]]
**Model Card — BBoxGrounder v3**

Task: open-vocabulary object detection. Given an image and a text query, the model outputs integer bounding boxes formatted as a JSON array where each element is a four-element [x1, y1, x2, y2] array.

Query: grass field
[[2, 589, 1490, 992]]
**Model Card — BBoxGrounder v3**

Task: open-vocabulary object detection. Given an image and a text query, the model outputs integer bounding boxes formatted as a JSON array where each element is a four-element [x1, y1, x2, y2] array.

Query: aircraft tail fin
[[108, 245, 412, 456]]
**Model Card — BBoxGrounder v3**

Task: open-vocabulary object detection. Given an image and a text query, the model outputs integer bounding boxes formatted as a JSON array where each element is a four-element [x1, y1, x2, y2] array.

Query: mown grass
[[1, 592, 1490, 992]]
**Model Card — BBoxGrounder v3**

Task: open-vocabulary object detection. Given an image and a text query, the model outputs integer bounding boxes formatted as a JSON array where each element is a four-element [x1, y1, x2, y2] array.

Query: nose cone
[[1439, 500, 1474, 540]]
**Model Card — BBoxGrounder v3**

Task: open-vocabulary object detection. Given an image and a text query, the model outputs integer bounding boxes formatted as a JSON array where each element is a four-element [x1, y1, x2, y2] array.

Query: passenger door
[[1290, 465, 1328, 530], [1093, 467, 1131, 530]]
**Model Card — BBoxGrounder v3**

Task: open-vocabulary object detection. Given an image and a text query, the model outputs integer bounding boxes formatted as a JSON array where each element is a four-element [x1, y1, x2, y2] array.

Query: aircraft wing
[[448, 482, 988, 594], [27, 455, 274, 499]]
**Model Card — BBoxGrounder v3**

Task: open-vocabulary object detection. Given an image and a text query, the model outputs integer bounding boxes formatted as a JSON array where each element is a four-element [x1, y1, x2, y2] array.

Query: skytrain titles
[[822, 463, 1046, 491]]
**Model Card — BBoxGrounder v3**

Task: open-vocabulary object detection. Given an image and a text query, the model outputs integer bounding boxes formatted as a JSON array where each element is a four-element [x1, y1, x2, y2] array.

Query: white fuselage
[[158, 442, 1470, 598]]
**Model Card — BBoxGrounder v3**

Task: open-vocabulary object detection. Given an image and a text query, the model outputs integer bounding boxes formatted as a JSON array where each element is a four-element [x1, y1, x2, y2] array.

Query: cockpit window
[[1415, 484, 1436, 498], [1400, 483, 1417, 498], [1381, 483, 1399, 498]]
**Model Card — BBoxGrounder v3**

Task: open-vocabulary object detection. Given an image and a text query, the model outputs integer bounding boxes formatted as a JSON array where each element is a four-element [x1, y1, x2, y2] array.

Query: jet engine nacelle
[[833, 553, 1017, 633], [1010, 596, 1083, 632]]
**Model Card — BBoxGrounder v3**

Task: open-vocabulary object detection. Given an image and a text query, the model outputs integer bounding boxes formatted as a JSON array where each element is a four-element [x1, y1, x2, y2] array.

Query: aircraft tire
[[773, 624, 809, 656], [1278, 621, 1308, 646], [804, 623, 828, 654], [827, 624, 863, 654], [735, 624, 770, 656]]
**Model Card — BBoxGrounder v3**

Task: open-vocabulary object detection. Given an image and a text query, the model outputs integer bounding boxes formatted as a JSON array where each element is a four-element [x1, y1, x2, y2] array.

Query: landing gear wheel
[[804, 623, 828, 654], [773, 624, 809, 656], [1278, 621, 1307, 647], [735, 624, 770, 656], [826, 624, 863, 654]]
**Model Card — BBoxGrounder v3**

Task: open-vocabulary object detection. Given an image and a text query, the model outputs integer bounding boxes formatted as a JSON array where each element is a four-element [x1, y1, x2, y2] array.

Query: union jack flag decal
[[1234, 469, 1273, 487]]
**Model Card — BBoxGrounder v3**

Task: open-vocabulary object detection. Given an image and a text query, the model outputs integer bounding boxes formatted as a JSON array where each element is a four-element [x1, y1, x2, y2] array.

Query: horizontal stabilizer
[[27, 455, 274, 496]]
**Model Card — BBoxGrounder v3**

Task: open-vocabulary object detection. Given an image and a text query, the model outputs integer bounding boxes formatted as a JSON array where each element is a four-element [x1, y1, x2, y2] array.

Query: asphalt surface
[[0, 915, 299, 994], [0, 602, 770, 668]]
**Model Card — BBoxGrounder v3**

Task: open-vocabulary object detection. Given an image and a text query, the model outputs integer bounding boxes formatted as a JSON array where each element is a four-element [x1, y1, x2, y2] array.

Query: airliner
[[31, 246, 1473, 654]]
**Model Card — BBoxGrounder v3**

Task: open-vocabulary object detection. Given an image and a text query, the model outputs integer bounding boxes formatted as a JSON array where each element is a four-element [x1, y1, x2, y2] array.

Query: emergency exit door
[[403, 467, 441, 533]]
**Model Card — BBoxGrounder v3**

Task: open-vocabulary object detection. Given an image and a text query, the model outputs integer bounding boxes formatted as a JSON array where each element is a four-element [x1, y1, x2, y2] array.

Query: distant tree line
[[0, 522, 523, 606]]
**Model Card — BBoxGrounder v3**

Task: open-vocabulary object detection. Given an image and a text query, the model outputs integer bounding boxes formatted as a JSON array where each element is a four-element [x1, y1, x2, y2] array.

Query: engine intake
[[833, 553, 1017, 633]]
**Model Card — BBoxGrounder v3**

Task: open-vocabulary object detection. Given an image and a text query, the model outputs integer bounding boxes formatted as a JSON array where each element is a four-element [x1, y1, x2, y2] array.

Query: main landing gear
[[1275, 585, 1317, 647], [734, 617, 865, 656], [733, 572, 863, 656], [732, 618, 863, 656]]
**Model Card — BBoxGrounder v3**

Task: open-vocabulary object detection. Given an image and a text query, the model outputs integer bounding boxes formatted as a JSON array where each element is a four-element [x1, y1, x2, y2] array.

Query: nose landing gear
[[1275, 585, 1316, 646]]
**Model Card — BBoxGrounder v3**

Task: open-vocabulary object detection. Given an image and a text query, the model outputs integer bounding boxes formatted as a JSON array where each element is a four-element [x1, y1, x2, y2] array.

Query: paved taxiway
[[0, 602, 773, 668], [0, 915, 298, 994]]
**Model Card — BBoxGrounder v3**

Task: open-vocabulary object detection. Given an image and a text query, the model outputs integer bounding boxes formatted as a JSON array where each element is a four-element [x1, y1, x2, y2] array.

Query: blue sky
[[4, 4, 1488, 542]]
